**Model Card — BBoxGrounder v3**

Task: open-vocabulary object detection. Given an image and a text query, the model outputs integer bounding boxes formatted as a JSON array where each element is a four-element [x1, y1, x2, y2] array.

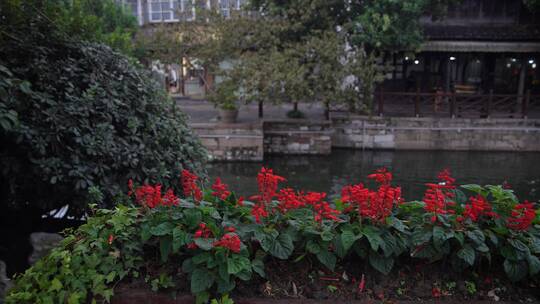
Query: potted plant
[[208, 79, 239, 124]]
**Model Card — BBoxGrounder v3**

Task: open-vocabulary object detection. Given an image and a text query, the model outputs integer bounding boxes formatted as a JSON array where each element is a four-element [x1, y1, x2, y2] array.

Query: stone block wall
[[191, 123, 264, 161], [263, 120, 333, 155], [332, 114, 540, 151]]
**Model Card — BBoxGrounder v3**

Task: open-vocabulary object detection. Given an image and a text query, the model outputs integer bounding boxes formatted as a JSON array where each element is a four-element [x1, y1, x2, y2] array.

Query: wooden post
[[523, 89, 530, 119], [486, 89, 493, 118], [378, 87, 384, 116], [415, 88, 420, 117], [324, 101, 330, 120], [517, 57, 526, 111], [258, 101, 263, 118], [450, 93, 456, 118]]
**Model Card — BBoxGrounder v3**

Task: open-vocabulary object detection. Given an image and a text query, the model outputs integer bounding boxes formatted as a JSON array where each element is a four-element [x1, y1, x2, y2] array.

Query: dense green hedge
[[7, 168, 540, 303], [0, 2, 207, 214]]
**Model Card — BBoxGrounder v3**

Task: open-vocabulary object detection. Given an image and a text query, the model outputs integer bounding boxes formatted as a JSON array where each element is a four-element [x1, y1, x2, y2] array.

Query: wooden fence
[[331, 90, 540, 119]]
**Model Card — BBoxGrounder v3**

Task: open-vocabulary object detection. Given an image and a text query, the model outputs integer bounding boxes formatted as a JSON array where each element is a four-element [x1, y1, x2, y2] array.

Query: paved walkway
[[176, 98, 326, 124]]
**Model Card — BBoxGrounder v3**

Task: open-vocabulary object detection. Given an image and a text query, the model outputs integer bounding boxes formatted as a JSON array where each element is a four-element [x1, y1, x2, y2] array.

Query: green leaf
[[362, 226, 383, 251], [191, 268, 215, 293], [388, 217, 406, 232], [369, 252, 394, 275], [251, 259, 266, 278], [341, 230, 360, 252], [508, 239, 530, 253], [411, 228, 432, 246], [320, 230, 334, 242], [316, 250, 337, 271], [160, 236, 172, 262], [227, 256, 251, 275], [50, 278, 62, 291], [172, 227, 188, 252], [503, 259, 528, 282], [466, 230, 485, 246], [217, 278, 236, 294], [261, 233, 294, 260], [194, 238, 214, 251], [306, 240, 321, 254], [150, 222, 174, 236], [457, 245, 475, 266], [527, 255, 540, 276], [432, 226, 445, 249]]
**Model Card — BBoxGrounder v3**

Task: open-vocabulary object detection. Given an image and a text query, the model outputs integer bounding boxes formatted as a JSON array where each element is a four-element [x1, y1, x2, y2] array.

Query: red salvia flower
[[507, 201, 536, 231], [128, 179, 134, 196], [181, 169, 203, 202], [437, 168, 456, 189], [341, 170, 402, 223], [256, 167, 285, 204], [423, 169, 459, 222], [252, 204, 269, 223], [304, 191, 340, 222], [162, 189, 180, 206], [237, 196, 244, 206], [277, 188, 306, 213], [462, 195, 496, 222], [193, 223, 213, 239], [213, 233, 241, 253], [211, 178, 231, 200], [135, 184, 163, 208], [108, 234, 115, 245], [367, 168, 393, 185]]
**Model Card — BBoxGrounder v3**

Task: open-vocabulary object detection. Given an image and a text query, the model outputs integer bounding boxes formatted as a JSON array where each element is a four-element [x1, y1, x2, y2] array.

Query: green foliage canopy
[[0, 0, 207, 215]]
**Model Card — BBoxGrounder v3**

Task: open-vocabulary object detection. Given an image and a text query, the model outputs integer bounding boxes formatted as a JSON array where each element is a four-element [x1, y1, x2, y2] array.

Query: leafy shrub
[[7, 168, 540, 303], [0, 17, 207, 214]]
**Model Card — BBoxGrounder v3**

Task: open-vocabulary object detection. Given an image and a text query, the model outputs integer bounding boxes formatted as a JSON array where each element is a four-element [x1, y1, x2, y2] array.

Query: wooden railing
[[331, 90, 540, 119]]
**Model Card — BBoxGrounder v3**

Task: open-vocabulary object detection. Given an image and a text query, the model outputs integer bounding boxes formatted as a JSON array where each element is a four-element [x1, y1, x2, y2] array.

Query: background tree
[[0, 0, 207, 217]]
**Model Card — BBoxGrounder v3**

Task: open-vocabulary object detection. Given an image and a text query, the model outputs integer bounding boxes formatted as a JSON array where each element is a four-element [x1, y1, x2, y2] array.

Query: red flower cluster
[[276, 188, 306, 213], [507, 202, 536, 231], [251, 204, 269, 224], [255, 167, 286, 203], [367, 168, 393, 185], [134, 184, 179, 208], [250, 167, 286, 223], [437, 169, 456, 189], [461, 195, 497, 222], [211, 178, 231, 200], [181, 169, 203, 202], [342, 169, 402, 223], [213, 233, 241, 253], [423, 169, 457, 222], [304, 191, 340, 222], [194, 223, 213, 239]]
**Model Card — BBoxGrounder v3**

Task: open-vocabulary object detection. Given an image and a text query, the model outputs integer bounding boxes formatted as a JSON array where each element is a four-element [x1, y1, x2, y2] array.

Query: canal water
[[208, 149, 540, 202]]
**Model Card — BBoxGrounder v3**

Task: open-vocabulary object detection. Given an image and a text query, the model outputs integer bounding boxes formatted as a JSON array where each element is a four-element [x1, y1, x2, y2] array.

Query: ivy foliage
[[0, 0, 207, 215]]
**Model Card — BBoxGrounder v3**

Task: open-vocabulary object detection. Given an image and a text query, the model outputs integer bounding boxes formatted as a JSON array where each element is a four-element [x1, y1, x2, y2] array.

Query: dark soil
[[116, 256, 540, 303]]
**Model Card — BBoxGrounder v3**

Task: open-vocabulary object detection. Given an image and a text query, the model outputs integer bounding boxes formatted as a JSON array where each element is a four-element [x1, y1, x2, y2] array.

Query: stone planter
[[219, 108, 239, 124]]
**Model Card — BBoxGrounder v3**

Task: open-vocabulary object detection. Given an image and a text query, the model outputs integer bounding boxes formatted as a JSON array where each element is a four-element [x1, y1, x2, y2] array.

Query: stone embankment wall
[[190, 123, 264, 161], [190, 116, 540, 161], [263, 120, 332, 155], [332, 114, 540, 151]]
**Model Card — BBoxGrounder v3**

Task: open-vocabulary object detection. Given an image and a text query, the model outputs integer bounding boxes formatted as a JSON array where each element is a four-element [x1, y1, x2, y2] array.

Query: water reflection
[[207, 149, 540, 201]]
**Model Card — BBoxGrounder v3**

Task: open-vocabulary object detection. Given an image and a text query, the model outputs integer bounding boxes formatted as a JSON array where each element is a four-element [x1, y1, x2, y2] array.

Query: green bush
[[7, 168, 540, 303], [0, 1, 207, 214]]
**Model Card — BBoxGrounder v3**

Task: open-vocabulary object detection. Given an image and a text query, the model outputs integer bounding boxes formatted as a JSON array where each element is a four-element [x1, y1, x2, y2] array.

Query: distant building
[[385, 0, 540, 97]]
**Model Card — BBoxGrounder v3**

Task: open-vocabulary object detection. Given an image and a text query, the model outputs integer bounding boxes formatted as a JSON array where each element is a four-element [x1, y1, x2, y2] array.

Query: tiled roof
[[423, 25, 540, 42]]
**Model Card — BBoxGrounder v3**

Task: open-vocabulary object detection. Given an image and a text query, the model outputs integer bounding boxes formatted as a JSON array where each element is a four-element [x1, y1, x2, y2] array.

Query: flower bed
[[6, 168, 540, 303]]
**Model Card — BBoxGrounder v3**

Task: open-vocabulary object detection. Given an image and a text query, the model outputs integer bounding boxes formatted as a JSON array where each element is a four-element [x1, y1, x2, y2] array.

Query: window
[[180, 0, 195, 21], [149, 0, 179, 22], [117, 0, 138, 17], [219, 0, 230, 17]]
